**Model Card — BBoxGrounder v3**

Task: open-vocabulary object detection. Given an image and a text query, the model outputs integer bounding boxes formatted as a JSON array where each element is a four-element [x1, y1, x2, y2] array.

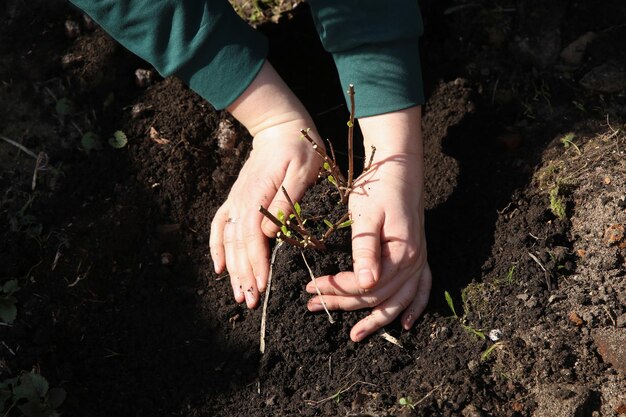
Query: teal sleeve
[[68, 0, 268, 110], [307, 0, 424, 117]]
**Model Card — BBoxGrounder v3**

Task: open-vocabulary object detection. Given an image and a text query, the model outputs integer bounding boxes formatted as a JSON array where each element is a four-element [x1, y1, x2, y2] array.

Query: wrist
[[226, 60, 313, 137], [358, 106, 423, 157]]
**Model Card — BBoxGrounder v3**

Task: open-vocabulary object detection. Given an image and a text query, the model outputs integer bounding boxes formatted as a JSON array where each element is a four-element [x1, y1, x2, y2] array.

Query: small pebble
[[488, 329, 503, 342], [160, 252, 174, 266]]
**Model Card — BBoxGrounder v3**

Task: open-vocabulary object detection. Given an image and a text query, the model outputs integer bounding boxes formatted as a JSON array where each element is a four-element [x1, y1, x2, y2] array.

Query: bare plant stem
[[300, 129, 347, 201], [281, 186, 304, 228], [301, 251, 334, 324], [347, 84, 355, 190]]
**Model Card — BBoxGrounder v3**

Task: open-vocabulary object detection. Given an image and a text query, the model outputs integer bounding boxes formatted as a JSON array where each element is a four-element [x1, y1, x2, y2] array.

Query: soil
[[1, 0, 626, 416]]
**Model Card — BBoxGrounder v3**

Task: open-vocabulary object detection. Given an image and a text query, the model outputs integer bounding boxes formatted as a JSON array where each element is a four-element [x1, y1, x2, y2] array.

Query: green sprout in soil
[[480, 341, 505, 362], [549, 185, 566, 220], [0, 280, 19, 324], [0, 372, 66, 417], [259, 85, 372, 249], [559, 132, 582, 155], [398, 396, 416, 410], [444, 290, 486, 340], [108, 130, 128, 149]]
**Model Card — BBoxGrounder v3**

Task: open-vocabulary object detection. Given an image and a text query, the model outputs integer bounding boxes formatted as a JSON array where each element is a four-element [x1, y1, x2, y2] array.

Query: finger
[[242, 211, 270, 293], [305, 271, 363, 296], [244, 219, 269, 292], [235, 217, 260, 309], [305, 241, 399, 295], [209, 206, 229, 274], [349, 270, 421, 342], [223, 220, 244, 304], [260, 164, 312, 237], [350, 207, 383, 289], [307, 261, 405, 311], [401, 263, 432, 329]]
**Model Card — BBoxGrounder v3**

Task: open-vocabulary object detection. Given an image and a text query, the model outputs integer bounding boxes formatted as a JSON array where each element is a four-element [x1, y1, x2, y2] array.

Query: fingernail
[[233, 285, 243, 301], [245, 288, 257, 307], [353, 330, 365, 342], [358, 269, 375, 288], [404, 313, 415, 330], [305, 284, 316, 294], [256, 275, 265, 292], [308, 300, 323, 312]]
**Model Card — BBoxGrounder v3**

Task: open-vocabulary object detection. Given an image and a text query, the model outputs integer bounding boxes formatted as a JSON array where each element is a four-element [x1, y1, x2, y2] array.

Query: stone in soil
[[593, 328, 626, 373]]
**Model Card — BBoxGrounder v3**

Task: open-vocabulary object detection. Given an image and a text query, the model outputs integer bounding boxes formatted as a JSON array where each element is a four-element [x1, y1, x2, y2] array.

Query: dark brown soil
[[1, 0, 625, 416]]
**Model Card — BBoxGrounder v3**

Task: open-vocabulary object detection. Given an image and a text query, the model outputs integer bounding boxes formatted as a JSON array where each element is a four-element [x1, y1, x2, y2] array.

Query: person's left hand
[[305, 106, 432, 342]]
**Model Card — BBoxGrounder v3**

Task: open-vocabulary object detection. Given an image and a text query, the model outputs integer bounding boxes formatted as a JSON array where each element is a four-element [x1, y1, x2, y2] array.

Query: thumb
[[351, 212, 383, 289]]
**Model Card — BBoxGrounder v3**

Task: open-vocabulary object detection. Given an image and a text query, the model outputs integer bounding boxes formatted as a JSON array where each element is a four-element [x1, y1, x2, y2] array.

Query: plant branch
[[347, 84, 355, 190], [281, 186, 304, 229]]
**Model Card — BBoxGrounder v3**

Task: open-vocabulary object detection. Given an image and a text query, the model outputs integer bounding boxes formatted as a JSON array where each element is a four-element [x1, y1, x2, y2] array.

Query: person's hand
[[306, 106, 432, 342], [210, 61, 323, 309]]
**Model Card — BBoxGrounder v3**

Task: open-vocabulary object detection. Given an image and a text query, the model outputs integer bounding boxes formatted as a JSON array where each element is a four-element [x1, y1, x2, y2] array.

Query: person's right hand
[[209, 61, 323, 309]]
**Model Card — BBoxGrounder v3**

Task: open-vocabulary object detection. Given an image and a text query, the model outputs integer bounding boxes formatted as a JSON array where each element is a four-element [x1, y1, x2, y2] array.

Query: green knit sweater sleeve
[[308, 0, 424, 117], [68, 0, 268, 110]]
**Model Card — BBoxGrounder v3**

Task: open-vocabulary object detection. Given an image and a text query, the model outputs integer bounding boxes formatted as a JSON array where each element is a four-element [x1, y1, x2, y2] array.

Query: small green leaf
[[323, 162, 331, 171], [481, 343, 499, 362], [328, 175, 337, 186], [46, 387, 67, 409], [14, 373, 49, 400], [81, 132, 102, 152], [55, 98, 74, 116], [108, 130, 128, 148], [462, 324, 486, 340], [444, 291, 458, 318], [18, 399, 48, 417], [277, 210, 285, 223], [338, 219, 353, 229], [0, 298, 17, 324], [399, 398, 408, 405], [280, 225, 291, 237], [294, 201, 301, 217], [2, 280, 19, 294], [323, 219, 333, 229], [346, 121, 354, 128]]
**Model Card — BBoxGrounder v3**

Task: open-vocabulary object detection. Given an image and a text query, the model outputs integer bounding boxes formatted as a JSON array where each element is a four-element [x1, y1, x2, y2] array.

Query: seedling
[[0, 372, 66, 417], [0, 280, 19, 324], [444, 291, 486, 340], [399, 396, 416, 410], [480, 341, 505, 362], [108, 130, 128, 148], [549, 185, 566, 220], [81, 131, 102, 153], [54, 97, 74, 116], [559, 132, 581, 155]]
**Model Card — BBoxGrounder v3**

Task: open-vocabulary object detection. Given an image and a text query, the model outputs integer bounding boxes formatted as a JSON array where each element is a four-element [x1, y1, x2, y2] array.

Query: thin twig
[[0, 135, 38, 159], [528, 252, 552, 291], [281, 186, 305, 228], [259, 205, 284, 230], [413, 383, 445, 407], [305, 380, 375, 406], [260, 241, 283, 354], [301, 251, 334, 323]]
